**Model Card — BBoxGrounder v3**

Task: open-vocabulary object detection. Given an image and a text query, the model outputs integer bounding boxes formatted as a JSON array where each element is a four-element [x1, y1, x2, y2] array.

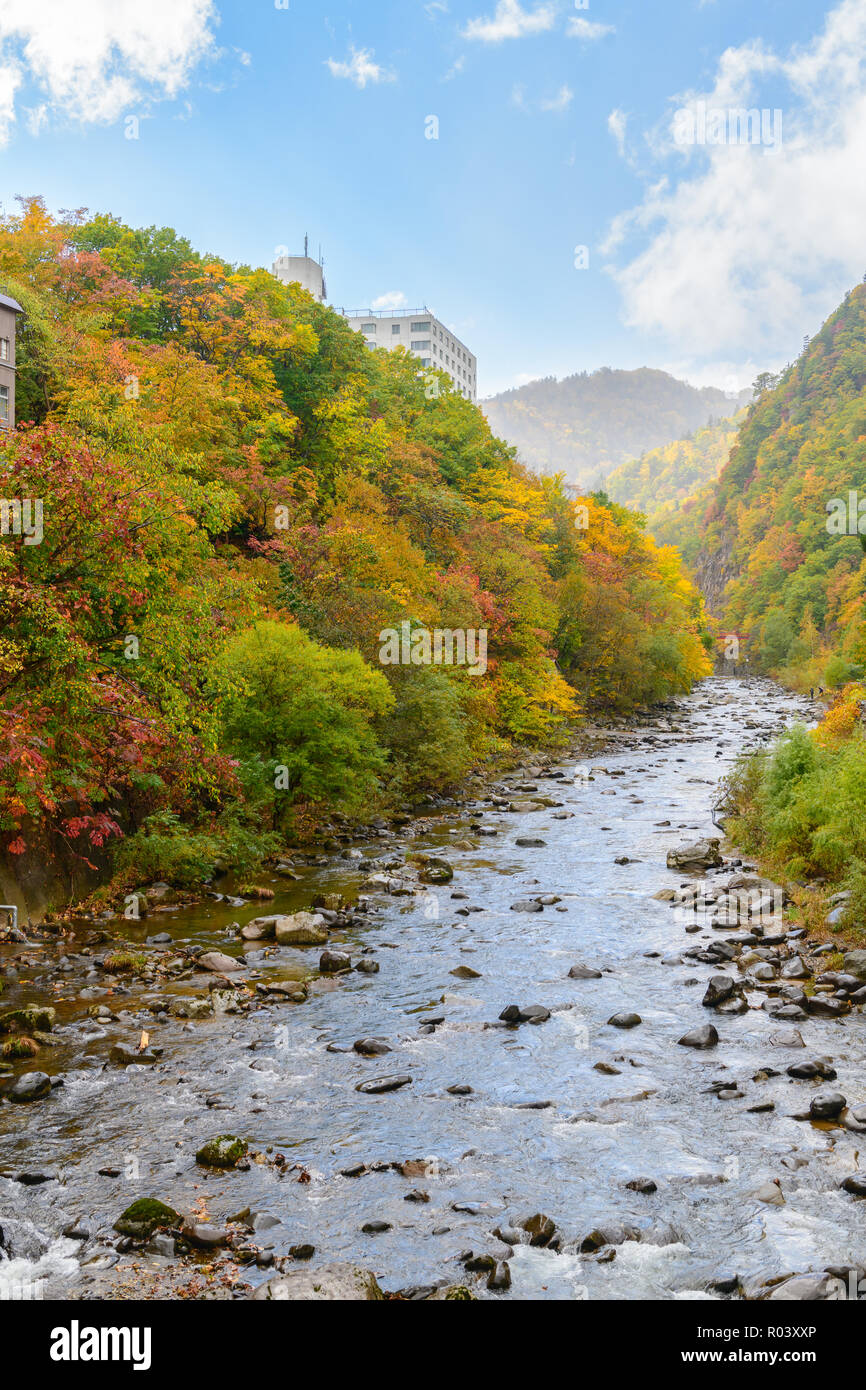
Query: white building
[[272, 246, 326, 303], [340, 307, 477, 401]]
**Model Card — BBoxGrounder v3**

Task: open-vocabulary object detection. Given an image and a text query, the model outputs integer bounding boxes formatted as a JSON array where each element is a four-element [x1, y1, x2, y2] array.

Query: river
[[3, 675, 861, 1302]]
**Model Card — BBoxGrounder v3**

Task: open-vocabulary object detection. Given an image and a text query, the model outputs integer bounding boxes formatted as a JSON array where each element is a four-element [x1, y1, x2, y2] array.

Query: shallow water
[[3, 676, 861, 1301]]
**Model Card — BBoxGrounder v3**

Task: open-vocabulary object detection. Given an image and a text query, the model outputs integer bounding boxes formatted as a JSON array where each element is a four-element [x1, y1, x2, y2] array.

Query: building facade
[[272, 253, 326, 303], [0, 293, 23, 430], [340, 308, 477, 401]]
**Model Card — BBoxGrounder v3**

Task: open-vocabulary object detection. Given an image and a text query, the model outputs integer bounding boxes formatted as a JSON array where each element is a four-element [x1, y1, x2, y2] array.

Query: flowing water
[[2, 676, 861, 1301]]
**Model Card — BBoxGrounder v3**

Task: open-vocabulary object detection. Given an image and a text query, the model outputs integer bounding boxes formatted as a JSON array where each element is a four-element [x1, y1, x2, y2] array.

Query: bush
[[380, 667, 474, 796], [215, 620, 394, 823], [114, 809, 282, 888]]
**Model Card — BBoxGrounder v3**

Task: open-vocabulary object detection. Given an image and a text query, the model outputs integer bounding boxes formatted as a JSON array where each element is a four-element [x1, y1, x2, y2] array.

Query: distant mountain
[[606, 412, 746, 558], [482, 367, 749, 490]]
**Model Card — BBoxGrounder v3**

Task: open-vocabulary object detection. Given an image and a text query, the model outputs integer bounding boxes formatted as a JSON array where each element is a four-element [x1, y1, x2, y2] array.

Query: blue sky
[[1, 0, 864, 396]]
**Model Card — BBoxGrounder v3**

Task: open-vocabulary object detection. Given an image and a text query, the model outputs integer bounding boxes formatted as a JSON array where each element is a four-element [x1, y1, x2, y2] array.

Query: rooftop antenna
[[304, 233, 309, 258]]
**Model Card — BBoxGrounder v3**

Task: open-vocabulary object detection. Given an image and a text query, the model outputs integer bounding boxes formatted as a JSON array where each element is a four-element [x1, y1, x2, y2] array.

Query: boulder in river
[[418, 858, 454, 885], [114, 1198, 180, 1239], [568, 964, 603, 980], [608, 1012, 642, 1029], [195, 1135, 248, 1168], [702, 974, 736, 1008], [0, 1007, 55, 1035], [8, 1071, 51, 1102], [274, 912, 329, 946], [196, 950, 242, 974], [355, 1074, 412, 1094], [666, 838, 723, 871], [499, 1004, 550, 1025], [251, 1263, 384, 1300], [809, 1091, 846, 1120], [678, 1024, 719, 1049], [319, 949, 352, 974]]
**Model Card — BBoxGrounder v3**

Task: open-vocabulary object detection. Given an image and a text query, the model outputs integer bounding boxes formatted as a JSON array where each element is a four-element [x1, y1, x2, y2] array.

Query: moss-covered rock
[[196, 1135, 248, 1169], [114, 1198, 180, 1238], [0, 1006, 56, 1035]]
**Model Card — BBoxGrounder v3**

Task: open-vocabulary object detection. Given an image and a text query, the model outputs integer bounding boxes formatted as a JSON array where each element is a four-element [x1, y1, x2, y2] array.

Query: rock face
[[274, 913, 329, 947], [251, 1263, 384, 1300], [666, 838, 723, 871]]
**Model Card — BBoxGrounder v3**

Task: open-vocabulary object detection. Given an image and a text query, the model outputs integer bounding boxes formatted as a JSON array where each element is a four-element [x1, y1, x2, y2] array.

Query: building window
[[0, 339, 9, 362], [0, 384, 8, 422], [392, 323, 401, 334], [361, 323, 377, 333], [420, 359, 431, 367], [411, 340, 431, 350], [411, 321, 431, 332]]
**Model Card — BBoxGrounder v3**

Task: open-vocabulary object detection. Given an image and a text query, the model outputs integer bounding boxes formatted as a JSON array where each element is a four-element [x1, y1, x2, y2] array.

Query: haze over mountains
[[482, 367, 751, 491]]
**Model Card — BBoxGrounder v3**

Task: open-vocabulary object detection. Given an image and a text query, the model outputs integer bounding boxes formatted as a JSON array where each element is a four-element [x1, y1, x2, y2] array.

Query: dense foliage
[[692, 284, 866, 688], [483, 367, 746, 490], [726, 685, 866, 936], [606, 413, 745, 560], [0, 199, 711, 886]]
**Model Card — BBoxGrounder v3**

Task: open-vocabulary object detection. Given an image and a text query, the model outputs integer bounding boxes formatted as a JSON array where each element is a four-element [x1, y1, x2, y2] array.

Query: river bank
[[4, 675, 866, 1303]]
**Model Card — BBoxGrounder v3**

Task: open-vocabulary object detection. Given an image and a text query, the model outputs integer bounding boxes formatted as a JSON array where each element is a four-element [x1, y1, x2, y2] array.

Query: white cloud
[[541, 83, 574, 113], [0, 0, 218, 144], [371, 291, 408, 310], [567, 17, 615, 40], [608, 107, 627, 156], [604, 0, 866, 364], [462, 0, 557, 43], [24, 101, 47, 136], [326, 45, 396, 89]]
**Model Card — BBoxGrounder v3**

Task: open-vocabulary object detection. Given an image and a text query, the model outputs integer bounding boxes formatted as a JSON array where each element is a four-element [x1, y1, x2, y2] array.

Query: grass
[[103, 950, 149, 974], [2, 1036, 40, 1059]]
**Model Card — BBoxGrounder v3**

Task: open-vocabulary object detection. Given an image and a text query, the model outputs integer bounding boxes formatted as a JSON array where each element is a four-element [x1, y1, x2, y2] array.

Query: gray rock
[[608, 1012, 641, 1029], [678, 1024, 719, 1049], [703, 975, 735, 1007], [8, 1071, 51, 1102], [810, 1091, 846, 1120], [355, 1074, 412, 1094], [666, 838, 723, 871], [319, 950, 352, 974], [251, 1263, 384, 1300], [196, 950, 242, 974], [274, 912, 329, 946], [844, 951, 866, 982]]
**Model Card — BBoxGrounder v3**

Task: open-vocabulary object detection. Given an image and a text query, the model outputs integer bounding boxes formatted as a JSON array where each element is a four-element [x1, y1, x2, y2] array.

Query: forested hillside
[[694, 282, 866, 688], [482, 367, 746, 489], [0, 199, 712, 890], [606, 412, 745, 552]]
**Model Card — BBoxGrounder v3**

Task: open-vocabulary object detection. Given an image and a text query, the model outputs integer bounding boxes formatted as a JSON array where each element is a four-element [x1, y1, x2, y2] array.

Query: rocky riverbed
[[2, 675, 865, 1302]]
